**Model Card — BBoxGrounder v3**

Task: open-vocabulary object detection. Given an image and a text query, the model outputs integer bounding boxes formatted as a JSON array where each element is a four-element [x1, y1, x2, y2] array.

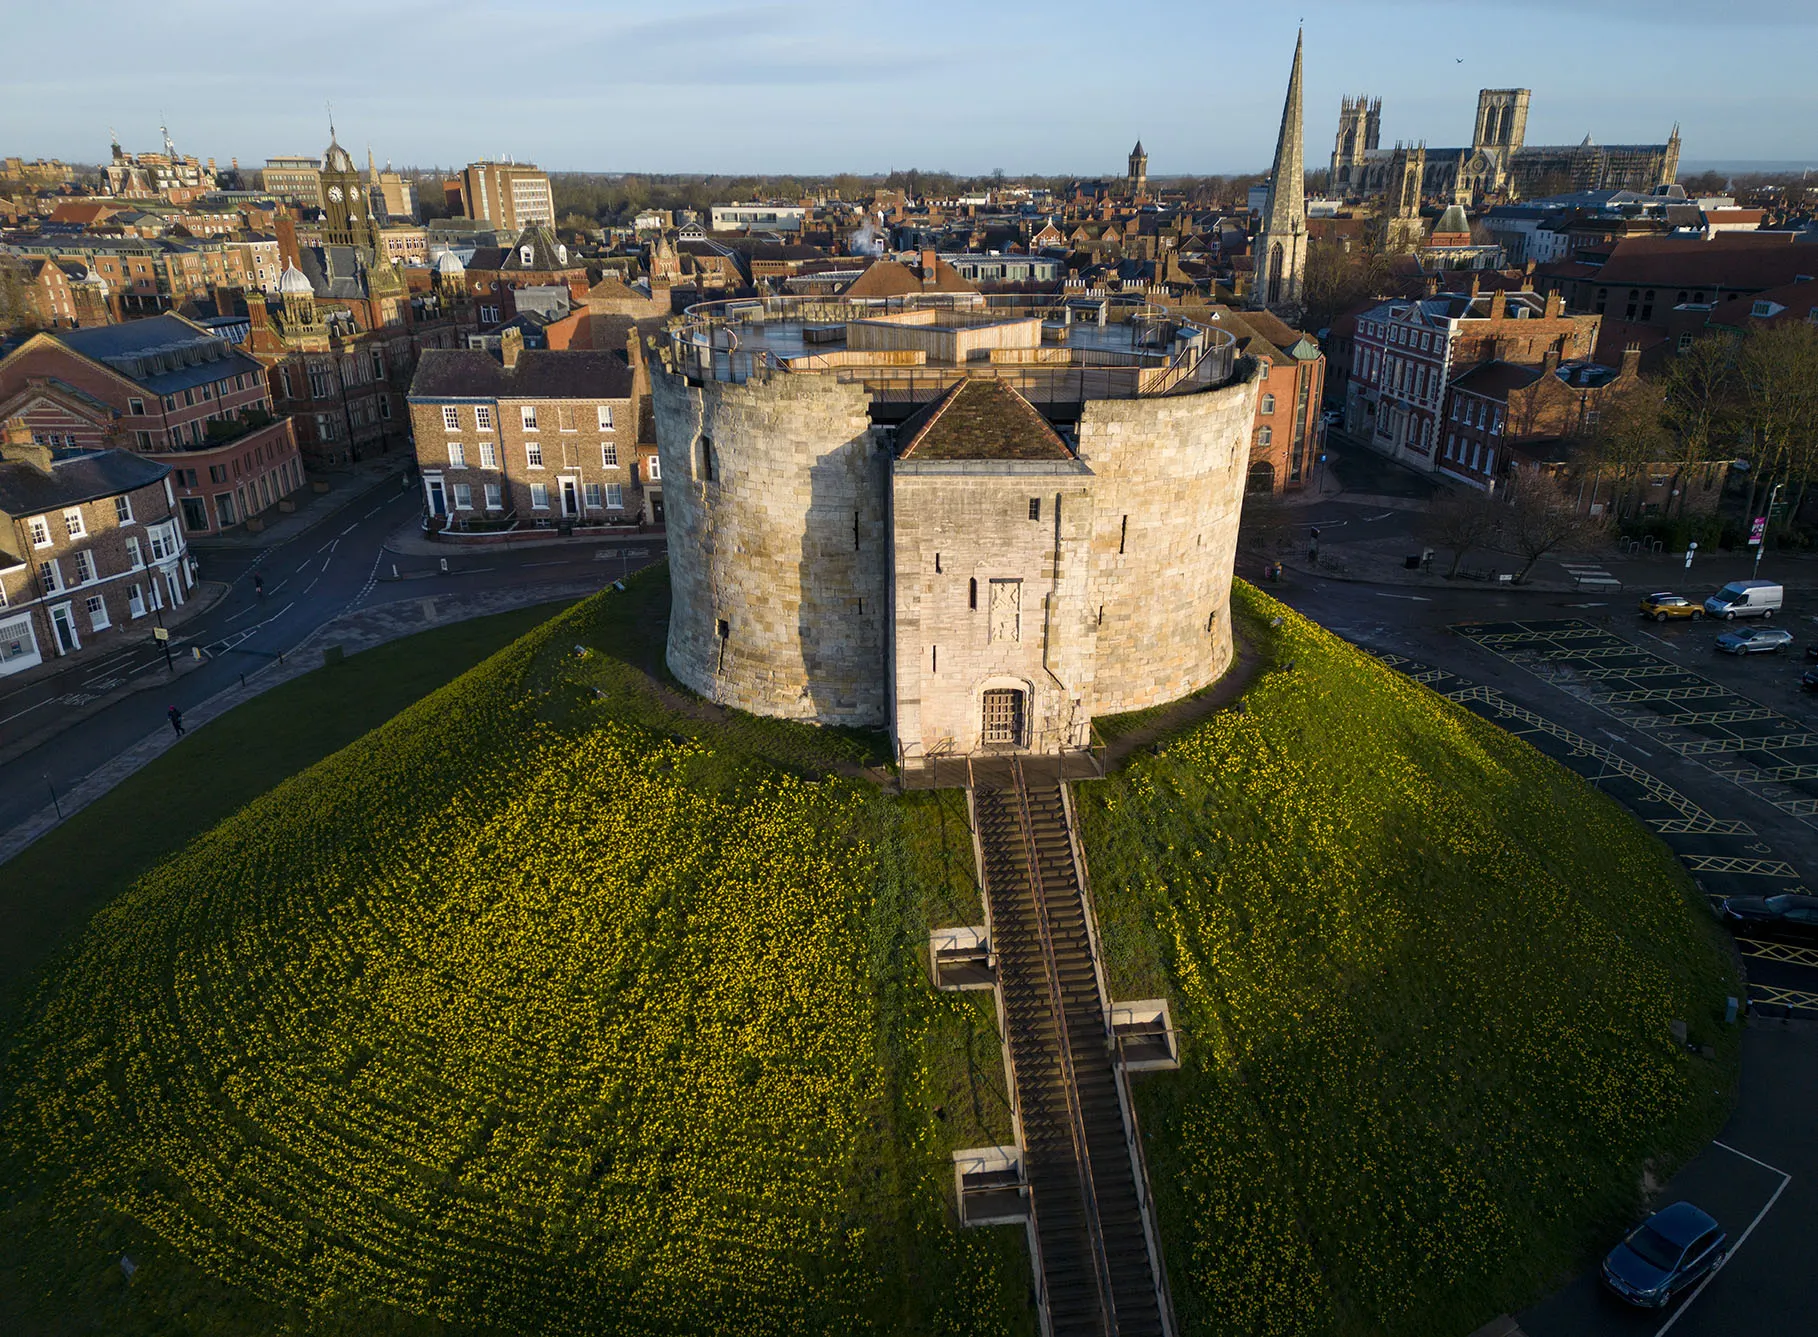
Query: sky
[[3, 0, 1814, 177]]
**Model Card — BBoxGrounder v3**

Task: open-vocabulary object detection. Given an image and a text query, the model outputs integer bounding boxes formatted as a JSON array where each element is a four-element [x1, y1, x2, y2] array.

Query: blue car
[[1602, 1201, 1728, 1308]]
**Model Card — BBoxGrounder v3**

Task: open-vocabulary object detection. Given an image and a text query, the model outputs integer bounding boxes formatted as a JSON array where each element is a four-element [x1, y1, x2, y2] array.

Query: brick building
[[0, 419, 191, 677], [458, 161, 554, 233], [1198, 306, 1326, 494], [1344, 287, 1598, 470], [1440, 347, 1730, 515], [407, 325, 652, 535], [0, 315, 304, 536], [458, 224, 589, 325]]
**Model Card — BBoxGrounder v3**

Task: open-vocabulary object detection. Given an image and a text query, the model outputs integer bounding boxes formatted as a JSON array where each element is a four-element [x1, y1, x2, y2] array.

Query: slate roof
[[501, 224, 576, 272], [897, 378, 1071, 461], [1449, 361, 1544, 399], [407, 347, 634, 401], [1593, 234, 1814, 288], [54, 316, 264, 395], [0, 447, 169, 516]]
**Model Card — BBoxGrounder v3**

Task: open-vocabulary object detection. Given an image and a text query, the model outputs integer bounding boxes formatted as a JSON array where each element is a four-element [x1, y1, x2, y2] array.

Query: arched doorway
[[981, 688, 1026, 748], [1246, 461, 1276, 494]]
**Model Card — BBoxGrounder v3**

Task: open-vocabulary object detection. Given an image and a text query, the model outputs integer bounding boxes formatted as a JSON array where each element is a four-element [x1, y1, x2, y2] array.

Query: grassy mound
[[0, 574, 1028, 1336], [1081, 586, 1739, 1336], [0, 574, 1738, 1337]]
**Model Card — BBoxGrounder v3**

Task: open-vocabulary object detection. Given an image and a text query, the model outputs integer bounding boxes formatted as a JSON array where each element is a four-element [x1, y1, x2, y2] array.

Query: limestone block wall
[[891, 461, 1097, 758], [1077, 367, 1261, 716], [649, 360, 889, 726]]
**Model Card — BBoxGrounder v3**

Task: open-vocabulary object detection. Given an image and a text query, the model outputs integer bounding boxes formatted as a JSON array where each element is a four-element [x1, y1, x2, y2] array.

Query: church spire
[[1253, 29, 1308, 311]]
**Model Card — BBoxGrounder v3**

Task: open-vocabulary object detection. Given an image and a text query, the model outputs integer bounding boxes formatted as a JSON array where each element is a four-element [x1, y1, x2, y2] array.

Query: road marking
[[303, 577, 318, 594], [339, 523, 356, 536], [1373, 592, 1431, 602], [1636, 629, 1675, 647], [1562, 602, 1608, 608], [223, 605, 259, 625], [1653, 1142, 1792, 1337], [1600, 729, 1651, 757]]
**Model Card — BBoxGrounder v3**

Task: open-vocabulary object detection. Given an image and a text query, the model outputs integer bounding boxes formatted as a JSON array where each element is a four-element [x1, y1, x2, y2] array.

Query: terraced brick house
[[0, 418, 190, 678], [406, 323, 653, 536]]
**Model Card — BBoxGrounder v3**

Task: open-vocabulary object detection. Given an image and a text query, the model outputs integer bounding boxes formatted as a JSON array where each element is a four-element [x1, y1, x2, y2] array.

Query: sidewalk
[[0, 579, 230, 770], [1265, 531, 1818, 598], [383, 518, 666, 559], [0, 579, 599, 868], [189, 455, 413, 553]]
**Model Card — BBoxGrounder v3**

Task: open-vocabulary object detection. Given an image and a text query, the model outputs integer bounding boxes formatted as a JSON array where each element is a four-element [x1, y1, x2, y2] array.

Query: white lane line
[[1373, 592, 1432, 602], [303, 577, 319, 594], [1601, 728, 1651, 757], [1637, 629, 1675, 648], [1652, 1141, 1792, 1337], [223, 605, 259, 625], [0, 696, 56, 727], [268, 578, 288, 596], [339, 523, 357, 536]]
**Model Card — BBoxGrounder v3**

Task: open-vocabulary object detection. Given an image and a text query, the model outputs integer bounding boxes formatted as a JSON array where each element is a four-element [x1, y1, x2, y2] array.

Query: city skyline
[[3, 0, 1815, 176]]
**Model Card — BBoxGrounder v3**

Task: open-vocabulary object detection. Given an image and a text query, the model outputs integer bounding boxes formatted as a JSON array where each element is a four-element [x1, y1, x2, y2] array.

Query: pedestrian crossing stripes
[[1559, 561, 1621, 588]]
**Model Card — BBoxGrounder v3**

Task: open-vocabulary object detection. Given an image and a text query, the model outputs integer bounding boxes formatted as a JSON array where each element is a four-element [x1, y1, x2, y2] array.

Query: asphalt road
[[1267, 568, 1817, 1336], [0, 477, 659, 839]]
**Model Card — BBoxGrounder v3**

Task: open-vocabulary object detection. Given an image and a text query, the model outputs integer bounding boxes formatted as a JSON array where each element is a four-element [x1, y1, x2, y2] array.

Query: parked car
[[1715, 626, 1793, 655], [1802, 667, 1818, 692], [1639, 592, 1703, 622], [1704, 579, 1783, 620], [1602, 1202, 1729, 1308], [1804, 643, 1818, 662], [1720, 892, 1818, 942]]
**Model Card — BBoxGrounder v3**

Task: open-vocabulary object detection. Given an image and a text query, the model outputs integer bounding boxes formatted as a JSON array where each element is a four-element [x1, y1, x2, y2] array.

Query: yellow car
[[1639, 592, 1704, 622]]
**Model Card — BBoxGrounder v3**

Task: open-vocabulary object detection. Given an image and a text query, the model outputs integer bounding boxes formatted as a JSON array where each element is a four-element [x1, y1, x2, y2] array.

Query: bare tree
[[1736, 325, 1818, 531], [1661, 334, 1739, 516], [1422, 489, 1502, 577], [1507, 474, 1609, 581], [1581, 381, 1672, 519]]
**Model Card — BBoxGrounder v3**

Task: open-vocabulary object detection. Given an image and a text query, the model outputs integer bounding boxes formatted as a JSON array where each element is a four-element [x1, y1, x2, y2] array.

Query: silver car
[[1714, 626, 1794, 655]]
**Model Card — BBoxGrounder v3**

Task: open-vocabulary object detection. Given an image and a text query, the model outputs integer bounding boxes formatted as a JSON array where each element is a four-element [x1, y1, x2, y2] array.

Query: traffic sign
[[152, 627, 170, 642]]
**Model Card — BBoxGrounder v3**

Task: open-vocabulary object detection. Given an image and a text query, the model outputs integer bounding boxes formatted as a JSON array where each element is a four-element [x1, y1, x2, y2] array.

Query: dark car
[[1602, 1201, 1728, 1308], [1720, 892, 1818, 941], [1803, 667, 1818, 692]]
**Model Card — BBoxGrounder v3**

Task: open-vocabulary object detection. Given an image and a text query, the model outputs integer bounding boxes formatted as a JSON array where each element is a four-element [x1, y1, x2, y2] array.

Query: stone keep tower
[[1330, 94, 1380, 195], [647, 294, 1257, 767], [1127, 140, 1148, 200], [1253, 31, 1308, 312]]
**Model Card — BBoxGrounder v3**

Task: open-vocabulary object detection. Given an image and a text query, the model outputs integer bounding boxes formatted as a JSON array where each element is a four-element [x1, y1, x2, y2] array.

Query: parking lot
[[1452, 618, 1818, 1020]]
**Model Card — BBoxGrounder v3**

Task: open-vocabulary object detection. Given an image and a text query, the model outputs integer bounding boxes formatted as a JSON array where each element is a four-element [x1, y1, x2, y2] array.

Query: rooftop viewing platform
[[662, 293, 1239, 419]]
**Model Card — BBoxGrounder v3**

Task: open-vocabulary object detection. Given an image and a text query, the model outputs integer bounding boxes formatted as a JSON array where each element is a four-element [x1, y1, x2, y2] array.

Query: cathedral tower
[[1128, 140, 1148, 201], [1330, 94, 1380, 195], [1385, 142, 1428, 252], [1253, 30, 1307, 312]]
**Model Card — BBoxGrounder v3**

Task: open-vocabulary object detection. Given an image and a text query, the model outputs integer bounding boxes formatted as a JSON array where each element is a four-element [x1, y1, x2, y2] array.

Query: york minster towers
[[1253, 31, 1308, 313], [1329, 95, 1380, 195]]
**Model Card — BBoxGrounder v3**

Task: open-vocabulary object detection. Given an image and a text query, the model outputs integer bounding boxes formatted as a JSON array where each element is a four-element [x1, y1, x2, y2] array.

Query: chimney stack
[[920, 248, 938, 280], [1489, 288, 1508, 320], [1542, 346, 1561, 376], [1, 416, 56, 474], [500, 325, 524, 370], [1544, 290, 1564, 318], [275, 213, 301, 272]]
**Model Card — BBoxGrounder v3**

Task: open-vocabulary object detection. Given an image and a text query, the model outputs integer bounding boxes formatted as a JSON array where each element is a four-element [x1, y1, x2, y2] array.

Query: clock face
[[327, 186, 344, 203]]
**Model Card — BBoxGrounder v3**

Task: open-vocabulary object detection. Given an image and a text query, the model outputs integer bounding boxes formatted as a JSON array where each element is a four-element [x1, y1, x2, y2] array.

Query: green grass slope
[[1081, 586, 1740, 1336], [0, 573, 1029, 1337]]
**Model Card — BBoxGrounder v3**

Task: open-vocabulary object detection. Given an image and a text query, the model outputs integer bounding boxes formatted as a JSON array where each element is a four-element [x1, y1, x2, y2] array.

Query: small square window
[[63, 508, 86, 540], [442, 405, 460, 431]]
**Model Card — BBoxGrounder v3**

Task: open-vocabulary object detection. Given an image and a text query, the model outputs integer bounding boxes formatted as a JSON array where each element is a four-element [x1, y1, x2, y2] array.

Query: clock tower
[[319, 128, 372, 249]]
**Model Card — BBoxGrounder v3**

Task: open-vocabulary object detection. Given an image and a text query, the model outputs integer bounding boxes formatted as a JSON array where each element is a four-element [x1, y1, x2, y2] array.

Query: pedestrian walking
[[254, 574, 264, 599], [167, 704, 184, 737]]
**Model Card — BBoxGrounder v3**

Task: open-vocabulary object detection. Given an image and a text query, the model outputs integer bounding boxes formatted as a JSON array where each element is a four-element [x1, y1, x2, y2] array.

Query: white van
[[1704, 580, 1784, 620]]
